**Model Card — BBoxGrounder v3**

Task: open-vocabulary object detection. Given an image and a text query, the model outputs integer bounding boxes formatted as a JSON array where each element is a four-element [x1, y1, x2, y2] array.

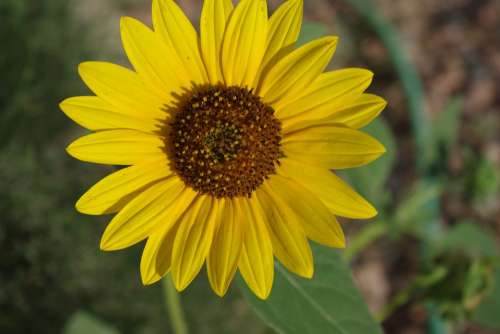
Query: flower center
[[169, 85, 282, 198]]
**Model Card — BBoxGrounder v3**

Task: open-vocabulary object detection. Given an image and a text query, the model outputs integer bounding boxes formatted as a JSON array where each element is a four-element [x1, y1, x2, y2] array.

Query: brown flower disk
[[169, 86, 282, 198]]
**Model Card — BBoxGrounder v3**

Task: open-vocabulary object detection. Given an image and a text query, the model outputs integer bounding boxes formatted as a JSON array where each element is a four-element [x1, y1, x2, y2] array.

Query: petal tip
[[100, 229, 120, 251], [298, 263, 314, 279], [171, 269, 190, 292], [65, 143, 76, 157], [173, 278, 189, 292], [212, 286, 228, 298], [363, 69, 374, 78], [324, 35, 339, 46], [305, 269, 314, 279], [365, 206, 378, 219], [120, 16, 130, 31], [336, 237, 347, 249], [59, 98, 70, 112], [141, 272, 160, 286], [379, 98, 388, 109], [120, 16, 141, 32], [74, 197, 98, 216], [254, 288, 271, 300], [99, 239, 112, 251], [77, 61, 92, 75], [74, 198, 87, 214]]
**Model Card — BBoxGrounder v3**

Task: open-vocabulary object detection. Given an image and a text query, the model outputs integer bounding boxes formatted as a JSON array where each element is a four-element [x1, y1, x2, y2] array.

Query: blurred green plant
[[473, 268, 500, 330], [423, 222, 497, 322], [64, 311, 120, 334], [338, 1, 500, 332], [0, 0, 91, 148]]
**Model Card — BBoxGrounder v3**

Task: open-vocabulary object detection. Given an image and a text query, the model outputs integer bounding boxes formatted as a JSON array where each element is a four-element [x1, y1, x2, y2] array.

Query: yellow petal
[[171, 196, 219, 291], [76, 157, 172, 215], [100, 177, 185, 251], [140, 189, 194, 285], [257, 0, 303, 82], [278, 158, 377, 219], [278, 68, 373, 121], [323, 94, 387, 129], [238, 197, 274, 300], [266, 175, 345, 248], [141, 229, 170, 285], [221, 0, 268, 88], [200, 0, 233, 84], [152, 0, 208, 85], [120, 16, 186, 100], [283, 123, 386, 169], [258, 36, 338, 106], [78, 61, 165, 119], [66, 129, 165, 165], [60, 96, 162, 132], [140, 229, 166, 284], [256, 184, 313, 278], [207, 198, 243, 297]]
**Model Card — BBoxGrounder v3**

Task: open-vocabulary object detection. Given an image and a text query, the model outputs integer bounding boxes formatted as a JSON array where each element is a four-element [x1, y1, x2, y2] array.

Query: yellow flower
[[61, 0, 386, 299]]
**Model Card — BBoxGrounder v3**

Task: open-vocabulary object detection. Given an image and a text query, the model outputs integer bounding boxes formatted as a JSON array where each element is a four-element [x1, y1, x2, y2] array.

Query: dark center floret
[[169, 85, 282, 198]]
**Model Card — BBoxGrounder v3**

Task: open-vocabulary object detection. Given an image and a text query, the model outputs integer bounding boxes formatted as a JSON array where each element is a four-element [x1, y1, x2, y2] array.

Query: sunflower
[[61, 0, 386, 299]]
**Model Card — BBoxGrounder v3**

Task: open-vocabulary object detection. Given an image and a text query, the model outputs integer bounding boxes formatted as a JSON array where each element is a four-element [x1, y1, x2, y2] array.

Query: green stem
[[377, 280, 417, 322], [343, 222, 388, 262], [162, 275, 188, 334], [377, 266, 448, 322]]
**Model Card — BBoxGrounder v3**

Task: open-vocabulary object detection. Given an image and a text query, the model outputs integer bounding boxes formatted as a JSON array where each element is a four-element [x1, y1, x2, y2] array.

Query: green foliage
[[0, 0, 90, 148], [392, 181, 441, 238], [64, 312, 120, 334], [339, 0, 499, 331], [446, 148, 500, 212], [419, 222, 499, 321], [424, 255, 494, 321], [431, 97, 462, 162], [240, 245, 383, 334], [437, 222, 497, 259], [473, 268, 500, 330], [471, 157, 500, 204], [376, 222, 498, 324]]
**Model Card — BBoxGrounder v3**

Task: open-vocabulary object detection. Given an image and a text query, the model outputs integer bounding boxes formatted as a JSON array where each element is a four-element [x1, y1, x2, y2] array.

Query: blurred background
[[0, 0, 499, 333]]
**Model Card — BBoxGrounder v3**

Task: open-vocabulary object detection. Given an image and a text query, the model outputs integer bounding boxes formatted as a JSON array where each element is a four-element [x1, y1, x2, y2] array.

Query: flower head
[[61, 0, 386, 299]]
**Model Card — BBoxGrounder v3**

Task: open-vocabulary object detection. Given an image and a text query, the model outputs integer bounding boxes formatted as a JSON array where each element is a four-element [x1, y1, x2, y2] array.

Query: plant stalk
[[162, 275, 188, 334]]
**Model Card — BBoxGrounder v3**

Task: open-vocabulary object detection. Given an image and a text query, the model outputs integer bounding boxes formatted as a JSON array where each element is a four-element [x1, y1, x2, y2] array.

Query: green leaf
[[239, 244, 383, 334], [473, 267, 500, 330], [63, 311, 120, 334], [343, 118, 396, 208], [439, 222, 497, 259], [297, 22, 328, 47], [473, 157, 500, 203], [393, 181, 441, 236], [432, 97, 462, 155]]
